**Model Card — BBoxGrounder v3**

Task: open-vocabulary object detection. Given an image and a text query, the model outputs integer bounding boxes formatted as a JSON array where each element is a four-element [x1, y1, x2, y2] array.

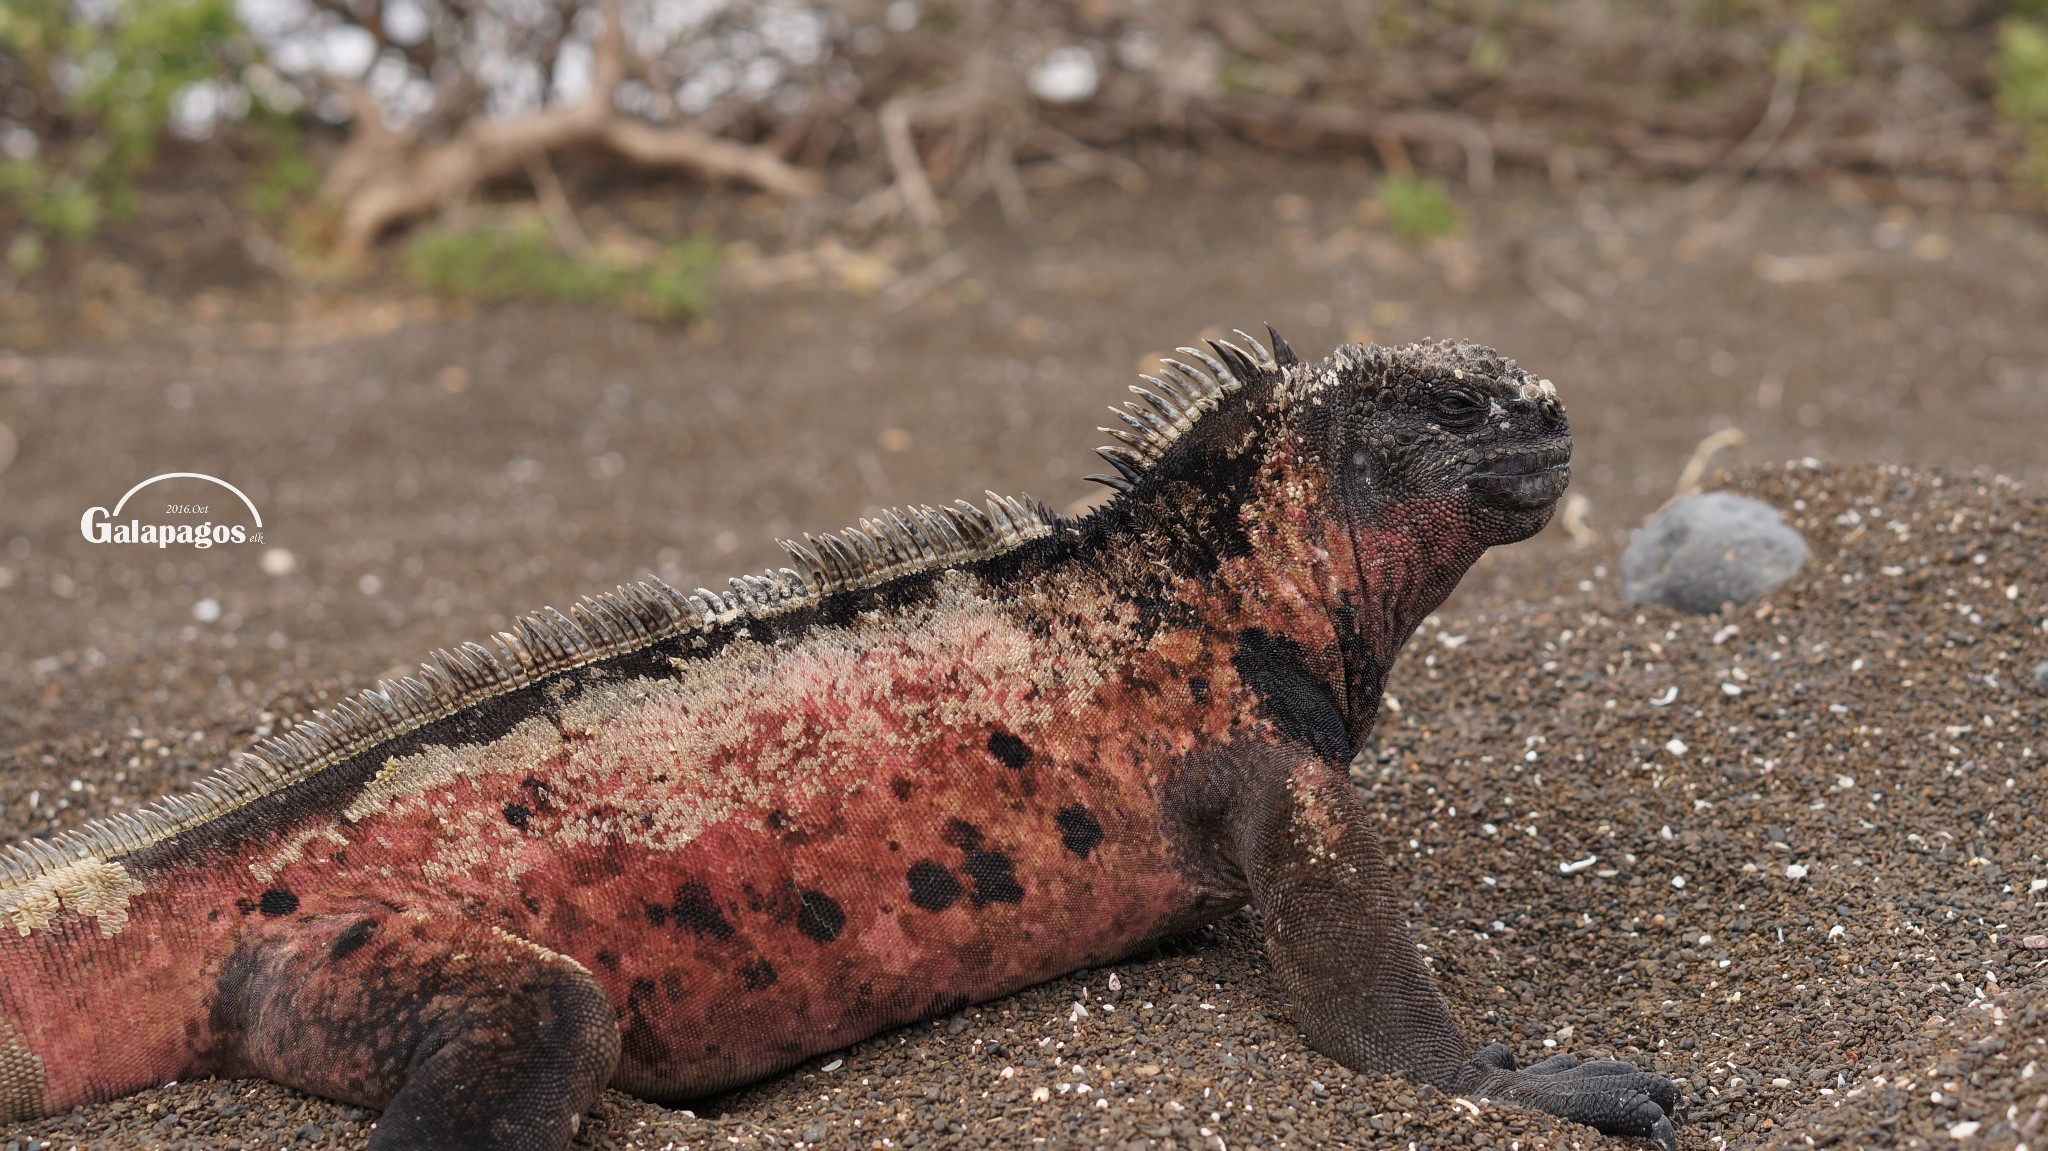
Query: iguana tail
[[3, 851, 623, 1149], [0, 855, 224, 1120]]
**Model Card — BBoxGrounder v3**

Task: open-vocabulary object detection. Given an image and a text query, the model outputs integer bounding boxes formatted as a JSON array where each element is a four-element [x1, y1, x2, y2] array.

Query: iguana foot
[[1458, 1043, 1680, 1151]]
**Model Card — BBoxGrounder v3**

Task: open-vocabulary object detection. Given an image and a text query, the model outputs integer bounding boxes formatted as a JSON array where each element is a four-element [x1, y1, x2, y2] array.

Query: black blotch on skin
[[208, 944, 259, 1037], [1188, 676, 1210, 702], [643, 902, 668, 928], [621, 978, 671, 1066], [906, 861, 962, 911], [942, 819, 983, 851], [1130, 595, 1200, 638], [764, 808, 812, 845], [330, 920, 376, 961], [1334, 599, 1387, 747], [258, 889, 298, 917], [595, 949, 620, 971], [502, 803, 532, 830], [1232, 629, 1351, 764], [890, 777, 914, 801], [796, 890, 846, 943], [965, 850, 1024, 906], [738, 957, 777, 990], [671, 883, 736, 940], [987, 730, 1032, 770], [1054, 806, 1105, 859]]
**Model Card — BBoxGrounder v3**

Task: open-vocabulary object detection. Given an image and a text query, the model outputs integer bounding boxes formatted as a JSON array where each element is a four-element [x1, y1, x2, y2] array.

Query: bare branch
[[1682, 32, 1809, 207], [522, 148, 589, 256], [1028, 124, 1147, 193], [597, 119, 822, 197], [325, 0, 818, 261], [1199, 96, 1503, 189], [986, 132, 1029, 225], [587, 0, 627, 101], [878, 73, 990, 229]]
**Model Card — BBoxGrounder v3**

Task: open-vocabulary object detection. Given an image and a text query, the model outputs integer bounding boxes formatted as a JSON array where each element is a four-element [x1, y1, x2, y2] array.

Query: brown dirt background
[[3, 158, 2048, 1149]]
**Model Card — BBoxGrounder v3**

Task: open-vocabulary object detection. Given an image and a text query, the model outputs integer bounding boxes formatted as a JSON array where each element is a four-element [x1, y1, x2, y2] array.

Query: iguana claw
[[1461, 1042, 1682, 1150]]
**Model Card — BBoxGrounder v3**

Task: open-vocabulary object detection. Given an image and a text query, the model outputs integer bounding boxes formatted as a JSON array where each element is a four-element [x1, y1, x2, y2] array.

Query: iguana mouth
[[1469, 446, 1571, 508]]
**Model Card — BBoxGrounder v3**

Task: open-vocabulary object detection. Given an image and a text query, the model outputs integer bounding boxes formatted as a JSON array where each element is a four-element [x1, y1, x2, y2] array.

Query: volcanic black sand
[[3, 163, 2048, 1149]]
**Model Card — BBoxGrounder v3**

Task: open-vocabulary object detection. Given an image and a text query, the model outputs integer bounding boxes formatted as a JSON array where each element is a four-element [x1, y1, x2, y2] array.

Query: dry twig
[[1672, 428, 1750, 502], [522, 148, 589, 256]]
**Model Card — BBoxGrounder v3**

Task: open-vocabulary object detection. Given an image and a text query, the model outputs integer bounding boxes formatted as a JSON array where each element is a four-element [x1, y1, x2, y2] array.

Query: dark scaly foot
[[1459, 1043, 1680, 1151]]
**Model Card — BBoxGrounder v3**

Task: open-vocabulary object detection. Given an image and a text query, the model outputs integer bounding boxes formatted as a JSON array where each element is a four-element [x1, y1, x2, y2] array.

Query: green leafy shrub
[[632, 238, 722, 320], [1999, 16, 2048, 192], [1377, 175, 1461, 242], [245, 125, 319, 222], [0, 0, 253, 245], [404, 220, 718, 322]]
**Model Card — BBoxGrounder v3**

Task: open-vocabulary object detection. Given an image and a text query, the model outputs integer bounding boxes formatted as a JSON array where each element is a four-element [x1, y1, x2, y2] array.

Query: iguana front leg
[[1223, 744, 1681, 1150], [209, 902, 619, 1151]]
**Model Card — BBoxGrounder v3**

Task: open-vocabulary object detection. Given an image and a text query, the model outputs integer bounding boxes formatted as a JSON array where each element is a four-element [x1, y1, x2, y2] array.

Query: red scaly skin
[[9, 481, 1411, 1103], [2, 334, 1685, 1151]]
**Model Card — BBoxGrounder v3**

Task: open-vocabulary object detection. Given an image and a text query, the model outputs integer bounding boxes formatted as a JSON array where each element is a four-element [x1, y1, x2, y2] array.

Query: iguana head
[[1085, 329, 1571, 578], [1317, 337, 1571, 549]]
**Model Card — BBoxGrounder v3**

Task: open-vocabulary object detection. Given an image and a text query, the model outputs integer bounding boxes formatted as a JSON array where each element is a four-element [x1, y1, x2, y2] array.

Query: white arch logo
[[81, 472, 264, 549]]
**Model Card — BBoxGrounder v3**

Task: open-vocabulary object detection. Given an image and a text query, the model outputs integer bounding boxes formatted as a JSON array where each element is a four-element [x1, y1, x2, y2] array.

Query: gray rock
[[2032, 660, 2048, 693], [1622, 492, 1807, 615]]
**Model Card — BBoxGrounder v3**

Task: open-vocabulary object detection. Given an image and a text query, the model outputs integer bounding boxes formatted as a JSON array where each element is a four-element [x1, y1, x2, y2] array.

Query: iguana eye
[[1432, 392, 1485, 429]]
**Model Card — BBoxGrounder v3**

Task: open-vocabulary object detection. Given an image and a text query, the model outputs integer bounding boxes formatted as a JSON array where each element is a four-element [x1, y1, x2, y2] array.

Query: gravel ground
[[5, 461, 2045, 1151]]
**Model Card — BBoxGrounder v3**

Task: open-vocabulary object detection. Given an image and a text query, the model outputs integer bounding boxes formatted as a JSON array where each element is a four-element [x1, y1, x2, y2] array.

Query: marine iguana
[[0, 330, 1681, 1149]]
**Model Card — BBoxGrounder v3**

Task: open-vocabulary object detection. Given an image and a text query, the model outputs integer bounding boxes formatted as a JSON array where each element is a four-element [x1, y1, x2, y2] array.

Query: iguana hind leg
[[1222, 745, 1680, 1150], [211, 903, 619, 1151]]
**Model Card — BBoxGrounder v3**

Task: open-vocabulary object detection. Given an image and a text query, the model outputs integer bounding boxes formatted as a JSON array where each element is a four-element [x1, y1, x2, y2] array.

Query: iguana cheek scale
[[1, 330, 1683, 1150]]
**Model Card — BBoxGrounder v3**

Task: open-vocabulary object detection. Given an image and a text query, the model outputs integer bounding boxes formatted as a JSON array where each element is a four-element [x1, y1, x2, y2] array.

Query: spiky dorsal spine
[[1086, 329, 1279, 492], [0, 492, 1059, 896], [2, 322, 1281, 893], [777, 492, 1054, 596]]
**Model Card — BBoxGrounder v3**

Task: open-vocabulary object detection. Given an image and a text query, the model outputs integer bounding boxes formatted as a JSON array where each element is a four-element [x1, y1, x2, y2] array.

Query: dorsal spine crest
[[1086, 328, 1279, 492], [0, 491, 1059, 897], [1, 326, 1283, 896]]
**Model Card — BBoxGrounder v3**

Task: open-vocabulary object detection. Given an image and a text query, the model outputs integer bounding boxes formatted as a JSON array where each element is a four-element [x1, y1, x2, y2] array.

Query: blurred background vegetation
[[2, 0, 2044, 326]]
